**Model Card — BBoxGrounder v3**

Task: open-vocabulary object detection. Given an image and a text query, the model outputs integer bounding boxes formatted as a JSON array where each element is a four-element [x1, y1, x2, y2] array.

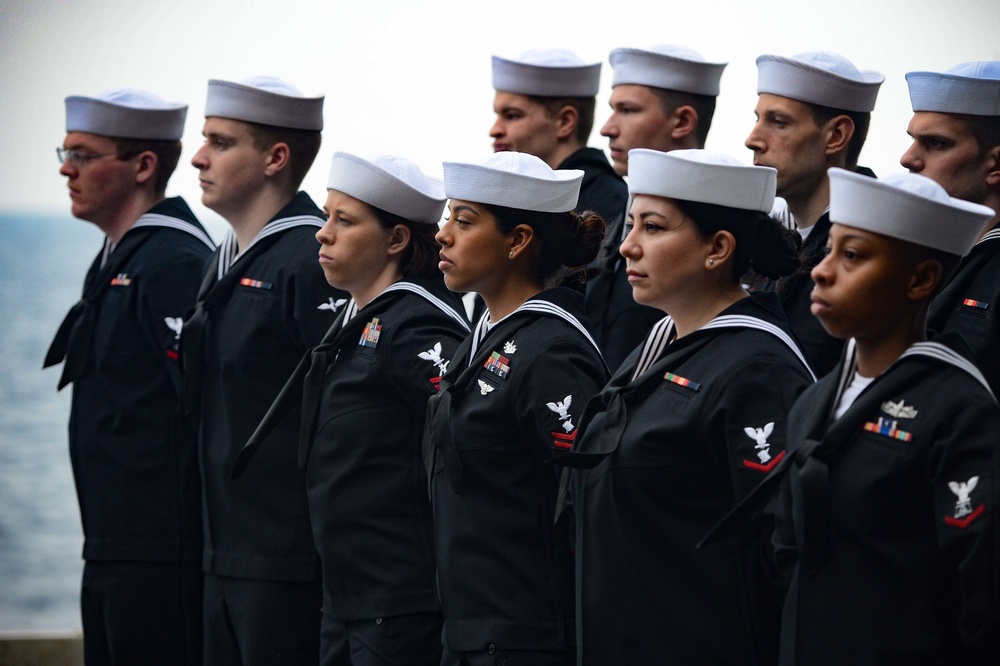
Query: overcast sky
[[3, 0, 999, 240]]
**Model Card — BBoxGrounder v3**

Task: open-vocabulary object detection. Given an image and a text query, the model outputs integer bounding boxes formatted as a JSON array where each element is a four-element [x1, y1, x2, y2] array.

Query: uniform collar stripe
[[632, 316, 675, 380], [702, 315, 816, 381], [904, 341, 993, 398], [469, 298, 601, 365], [977, 227, 1000, 245], [217, 215, 323, 277], [131, 213, 216, 249], [382, 282, 470, 331]]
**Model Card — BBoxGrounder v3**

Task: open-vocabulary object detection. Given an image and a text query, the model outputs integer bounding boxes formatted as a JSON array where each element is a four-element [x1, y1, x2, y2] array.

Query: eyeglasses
[[56, 147, 115, 167]]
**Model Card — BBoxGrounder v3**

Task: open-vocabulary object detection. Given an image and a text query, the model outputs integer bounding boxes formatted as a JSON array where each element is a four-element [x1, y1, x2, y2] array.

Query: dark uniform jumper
[[774, 337, 1000, 665], [563, 293, 814, 665], [45, 196, 214, 665], [182, 191, 344, 664], [928, 223, 1000, 395], [426, 288, 608, 661], [557, 147, 627, 229]]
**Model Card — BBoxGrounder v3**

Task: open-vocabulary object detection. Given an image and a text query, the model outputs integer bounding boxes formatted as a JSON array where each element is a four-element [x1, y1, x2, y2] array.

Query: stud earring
[[509, 251, 514, 258], [708, 259, 715, 265]]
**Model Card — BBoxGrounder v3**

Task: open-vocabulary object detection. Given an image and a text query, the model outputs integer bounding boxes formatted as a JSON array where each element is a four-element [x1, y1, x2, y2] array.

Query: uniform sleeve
[[135, 240, 212, 395], [385, 311, 468, 413], [928, 393, 1000, 661], [513, 333, 609, 456]]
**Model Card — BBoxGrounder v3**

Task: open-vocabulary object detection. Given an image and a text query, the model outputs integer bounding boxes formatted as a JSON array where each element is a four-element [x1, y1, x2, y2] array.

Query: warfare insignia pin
[[318, 297, 348, 312], [477, 379, 495, 396], [881, 399, 918, 419], [358, 317, 382, 349], [503, 340, 517, 355]]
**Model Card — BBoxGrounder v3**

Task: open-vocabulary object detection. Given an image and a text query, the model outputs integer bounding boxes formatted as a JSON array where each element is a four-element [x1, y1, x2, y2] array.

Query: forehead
[[629, 193, 684, 217], [754, 93, 815, 119], [62, 131, 116, 150], [493, 91, 547, 113], [906, 111, 977, 139], [609, 84, 663, 109], [202, 116, 253, 139], [829, 222, 893, 247], [324, 188, 376, 216]]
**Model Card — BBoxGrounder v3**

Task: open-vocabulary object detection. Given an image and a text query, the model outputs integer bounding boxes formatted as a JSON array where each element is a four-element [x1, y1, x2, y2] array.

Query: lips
[[493, 143, 510, 152], [810, 293, 831, 317], [625, 268, 647, 283], [438, 252, 454, 271]]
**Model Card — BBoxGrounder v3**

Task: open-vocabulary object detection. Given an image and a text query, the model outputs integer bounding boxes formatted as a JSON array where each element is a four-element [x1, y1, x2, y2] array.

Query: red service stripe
[[944, 504, 985, 529], [552, 431, 576, 442], [741, 450, 785, 473]]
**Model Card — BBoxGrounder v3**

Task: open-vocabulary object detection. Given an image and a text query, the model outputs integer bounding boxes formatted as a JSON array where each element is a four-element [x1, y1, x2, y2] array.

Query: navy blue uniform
[[45, 197, 213, 665], [182, 192, 344, 665], [563, 293, 813, 665], [558, 147, 627, 226], [426, 289, 608, 663]]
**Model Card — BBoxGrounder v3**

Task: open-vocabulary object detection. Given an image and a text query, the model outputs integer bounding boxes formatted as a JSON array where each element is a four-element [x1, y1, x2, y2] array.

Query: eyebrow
[[203, 130, 237, 141], [450, 204, 481, 216]]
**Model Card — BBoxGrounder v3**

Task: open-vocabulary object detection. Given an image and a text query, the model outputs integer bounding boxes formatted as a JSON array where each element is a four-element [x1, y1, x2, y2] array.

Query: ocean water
[[0, 213, 103, 630]]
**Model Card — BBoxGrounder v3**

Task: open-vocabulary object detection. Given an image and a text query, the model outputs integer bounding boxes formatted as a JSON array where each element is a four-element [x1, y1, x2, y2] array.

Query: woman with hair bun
[[235, 152, 470, 665], [561, 149, 815, 665], [425, 152, 609, 665]]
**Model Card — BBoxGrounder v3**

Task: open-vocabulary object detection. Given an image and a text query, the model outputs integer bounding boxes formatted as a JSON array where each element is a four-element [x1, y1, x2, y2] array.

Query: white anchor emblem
[[503, 340, 517, 355], [477, 379, 495, 396], [418, 341, 450, 375], [164, 316, 184, 340], [546, 395, 575, 432], [948, 477, 979, 518], [318, 297, 348, 312], [743, 422, 775, 464]]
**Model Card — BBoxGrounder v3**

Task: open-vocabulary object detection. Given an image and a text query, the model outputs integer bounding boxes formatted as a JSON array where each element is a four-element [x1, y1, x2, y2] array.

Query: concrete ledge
[[0, 631, 83, 666]]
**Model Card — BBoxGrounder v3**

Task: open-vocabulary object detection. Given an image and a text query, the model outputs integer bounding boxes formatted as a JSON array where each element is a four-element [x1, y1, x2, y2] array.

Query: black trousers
[[203, 572, 322, 666], [81, 560, 203, 666], [320, 610, 442, 665]]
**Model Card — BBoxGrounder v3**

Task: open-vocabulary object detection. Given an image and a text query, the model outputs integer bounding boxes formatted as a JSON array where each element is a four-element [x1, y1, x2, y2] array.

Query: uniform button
[[487, 643, 496, 654]]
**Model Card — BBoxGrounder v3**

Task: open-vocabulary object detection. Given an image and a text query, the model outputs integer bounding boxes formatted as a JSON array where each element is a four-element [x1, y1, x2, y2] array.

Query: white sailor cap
[[627, 148, 776, 214], [443, 152, 583, 213], [828, 168, 995, 256], [492, 49, 601, 97], [65, 89, 187, 140], [327, 152, 446, 225], [205, 76, 324, 131], [906, 61, 1000, 116], [756, 52, 884, 112], [609, 45, 726, 96]]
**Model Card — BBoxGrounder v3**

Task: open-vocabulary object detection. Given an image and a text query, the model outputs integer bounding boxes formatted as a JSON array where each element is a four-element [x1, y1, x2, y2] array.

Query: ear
[[386, 223, 411, 257], [670, 105, 699, 142], [823, 115, 855, 159], [507, 223, 536, 259], [134, 150, 158, 187], [705, 230, 736, 270], [264, 142, 292, 177], [907, 258, 943, 301], [555, 105, 579, 141]]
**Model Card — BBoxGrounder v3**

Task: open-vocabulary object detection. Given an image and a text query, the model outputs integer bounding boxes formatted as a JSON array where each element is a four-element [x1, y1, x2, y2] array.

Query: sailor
[[45, 88, 213, 665], [587, 44, 727, 371], [745, 51, 884, 377], [490, 48, 626, 225], [233, 152, 469, 664], [182, 76, 343, 665], [561, 149, 813, 664], [426, 152, 609, 665], [772, 169, 1000, 664], [902, 61, 1000, 394]]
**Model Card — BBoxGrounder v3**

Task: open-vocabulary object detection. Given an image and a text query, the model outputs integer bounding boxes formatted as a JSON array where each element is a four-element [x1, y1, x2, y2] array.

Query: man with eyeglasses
[[45, 89, 214, 665]]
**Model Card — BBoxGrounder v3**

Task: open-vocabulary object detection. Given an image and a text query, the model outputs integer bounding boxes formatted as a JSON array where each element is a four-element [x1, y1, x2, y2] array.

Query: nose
[[899, 142, 922, 173], [191, 144, 208, 170], [745, 120, 764, 153], [59, 159, 76, 178], [619, 220, 639, 259], [435, 219, 452, 247], [811, 251, 833, 286], [600, 115, 616, 138], [490, 117, 504, 139], [316, 217, 335, 245]]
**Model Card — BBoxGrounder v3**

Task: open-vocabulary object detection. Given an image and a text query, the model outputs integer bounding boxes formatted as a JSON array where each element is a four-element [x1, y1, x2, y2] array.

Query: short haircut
[[244, 121, 322, 190], [111, 138, 182, 195], [649, 88, 717, 147], [956, 113, 1000, 156], [809, 104, 871, 169], [370, 205, 441, 279], [532, 95, 597, 144]]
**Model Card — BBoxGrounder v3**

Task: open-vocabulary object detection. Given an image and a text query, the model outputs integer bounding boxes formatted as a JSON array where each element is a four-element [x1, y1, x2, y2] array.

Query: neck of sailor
[[227, 183, 296, 253]]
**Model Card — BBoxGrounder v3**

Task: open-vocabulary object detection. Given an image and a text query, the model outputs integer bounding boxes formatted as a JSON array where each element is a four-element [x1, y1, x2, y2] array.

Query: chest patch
[[862, 417, 913, 442], [239, 277, 272, 290], [483, 351, 511, 380], [358, 317, 382, 349]]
